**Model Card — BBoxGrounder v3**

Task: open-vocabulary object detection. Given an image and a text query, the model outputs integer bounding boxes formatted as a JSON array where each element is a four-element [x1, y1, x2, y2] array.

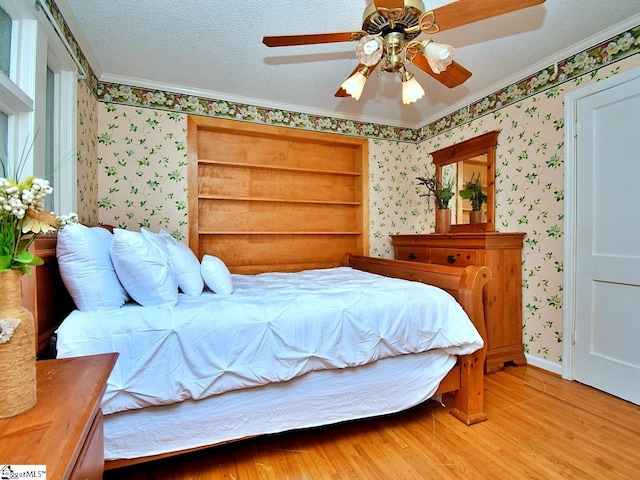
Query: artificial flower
[[1, 140, 77, 274]]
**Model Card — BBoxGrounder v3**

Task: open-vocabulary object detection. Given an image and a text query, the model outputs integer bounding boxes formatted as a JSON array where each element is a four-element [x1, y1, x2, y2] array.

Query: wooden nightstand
[[392, 233, 526, 373], [0, 353, 117, 479]]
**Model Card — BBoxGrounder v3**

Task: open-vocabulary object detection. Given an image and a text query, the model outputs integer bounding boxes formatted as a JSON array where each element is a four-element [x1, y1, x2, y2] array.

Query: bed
[[23, 229, 491, 469]]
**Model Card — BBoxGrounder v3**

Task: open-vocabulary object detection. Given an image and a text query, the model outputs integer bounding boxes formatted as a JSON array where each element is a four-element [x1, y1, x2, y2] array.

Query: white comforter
[[55, 267, 483, 415]]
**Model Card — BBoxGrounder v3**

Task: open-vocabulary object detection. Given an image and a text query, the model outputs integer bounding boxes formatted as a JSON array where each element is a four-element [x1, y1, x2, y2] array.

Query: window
[[0, 6, 10, 76], [0, 111, 7, 164], [0, 0, 77, 215], [1, 6, 12, 162]]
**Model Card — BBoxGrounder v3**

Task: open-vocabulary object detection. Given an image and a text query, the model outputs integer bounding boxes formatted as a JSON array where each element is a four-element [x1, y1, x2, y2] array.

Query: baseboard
[[524, 354, 562, 375]]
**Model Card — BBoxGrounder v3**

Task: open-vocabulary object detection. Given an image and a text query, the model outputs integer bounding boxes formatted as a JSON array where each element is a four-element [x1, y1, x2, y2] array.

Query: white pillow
[[157, 230, 204, 297], [110, 229, 179, 307], [200, 255, 234, 294], [140, 227, 169, 256], [56, 223, 128, 311]]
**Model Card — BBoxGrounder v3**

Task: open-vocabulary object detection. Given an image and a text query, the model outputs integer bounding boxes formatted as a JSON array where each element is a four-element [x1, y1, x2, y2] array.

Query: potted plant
[[416, 174, 455, 233], [459, 172, 487, 223]]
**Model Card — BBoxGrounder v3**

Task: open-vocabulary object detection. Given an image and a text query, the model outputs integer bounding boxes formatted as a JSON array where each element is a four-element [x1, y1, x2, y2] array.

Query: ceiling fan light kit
[[262, 0, 546, 105]]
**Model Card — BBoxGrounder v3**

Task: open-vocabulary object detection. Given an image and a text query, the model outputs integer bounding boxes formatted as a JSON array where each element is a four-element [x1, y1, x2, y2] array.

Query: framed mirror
[[431, 130, 499, 233]]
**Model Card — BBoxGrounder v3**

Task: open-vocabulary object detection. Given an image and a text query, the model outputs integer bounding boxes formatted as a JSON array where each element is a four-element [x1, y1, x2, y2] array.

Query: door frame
[[562, 65, 640, 380]]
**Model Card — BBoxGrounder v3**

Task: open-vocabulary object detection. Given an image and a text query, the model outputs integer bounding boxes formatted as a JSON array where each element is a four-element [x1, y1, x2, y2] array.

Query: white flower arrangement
[[0, 318, 20, 344], [1, 139, 77, 274]]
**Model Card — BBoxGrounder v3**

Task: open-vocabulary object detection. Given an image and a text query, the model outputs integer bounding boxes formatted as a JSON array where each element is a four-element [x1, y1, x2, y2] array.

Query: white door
[[565, 67, 640, 405]]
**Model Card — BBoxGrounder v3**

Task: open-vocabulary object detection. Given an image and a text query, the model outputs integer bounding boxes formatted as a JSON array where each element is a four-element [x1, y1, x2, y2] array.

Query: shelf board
[[198, 231, 362, 236], [198, 159, 361, 177], [198, 195, 361, 206]]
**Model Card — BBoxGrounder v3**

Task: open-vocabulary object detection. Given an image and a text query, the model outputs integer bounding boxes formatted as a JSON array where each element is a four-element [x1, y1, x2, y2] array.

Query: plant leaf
[[13, 250, 43, 266], [0, 255, 12, 271], [17, 264, 31, 274]]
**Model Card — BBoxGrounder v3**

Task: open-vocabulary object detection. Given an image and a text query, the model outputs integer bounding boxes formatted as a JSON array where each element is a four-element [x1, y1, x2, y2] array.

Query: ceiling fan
[[263, 0, 546, 104]]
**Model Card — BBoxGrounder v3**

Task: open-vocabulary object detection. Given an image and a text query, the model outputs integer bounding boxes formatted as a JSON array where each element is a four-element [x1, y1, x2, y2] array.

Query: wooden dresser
[[0, 353, 117, 479], [391, 233, 526, 373]]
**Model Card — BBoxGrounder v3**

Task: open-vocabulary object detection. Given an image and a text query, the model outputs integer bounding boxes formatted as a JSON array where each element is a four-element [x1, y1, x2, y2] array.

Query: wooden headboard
[[187, 116, 369, 274]]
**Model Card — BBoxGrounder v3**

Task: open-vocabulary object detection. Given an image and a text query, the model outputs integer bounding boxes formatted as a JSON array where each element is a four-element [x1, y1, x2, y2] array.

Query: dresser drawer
[[430, 248, 478, 267], [395, 247, 431, 263]]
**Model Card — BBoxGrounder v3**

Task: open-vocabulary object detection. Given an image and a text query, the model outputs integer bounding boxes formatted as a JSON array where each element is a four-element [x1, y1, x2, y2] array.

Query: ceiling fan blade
[[411, 53, 472, 88], [263, 31, 366, 47], [373, 0, 405, 10], [430, 0, 546, 32]]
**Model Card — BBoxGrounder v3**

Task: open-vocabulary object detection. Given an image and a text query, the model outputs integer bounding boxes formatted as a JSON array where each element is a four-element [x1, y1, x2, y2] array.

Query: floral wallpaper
[[76, 78, 98, 224], [70, 15, 639, 372], [368, 140, 425, 258], [96, 83, 419, 144], [96, 106, 188, 240]]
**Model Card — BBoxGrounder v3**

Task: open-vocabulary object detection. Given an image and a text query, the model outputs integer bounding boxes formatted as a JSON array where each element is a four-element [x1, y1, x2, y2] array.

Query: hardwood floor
[[104, 365, 640, 479]]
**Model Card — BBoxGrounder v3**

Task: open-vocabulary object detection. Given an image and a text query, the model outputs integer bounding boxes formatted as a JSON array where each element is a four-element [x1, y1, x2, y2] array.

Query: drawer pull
[[408, 252, 416, 260], [446, 255, 456, 264]]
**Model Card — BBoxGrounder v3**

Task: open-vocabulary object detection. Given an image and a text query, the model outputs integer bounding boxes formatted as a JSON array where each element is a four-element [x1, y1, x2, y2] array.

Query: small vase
[[435, 209, 451, 234], [0, 270, 37, 418], [470, 210, 485, 224]]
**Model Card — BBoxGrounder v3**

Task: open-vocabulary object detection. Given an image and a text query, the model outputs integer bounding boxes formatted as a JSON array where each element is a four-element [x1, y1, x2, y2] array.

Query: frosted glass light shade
[[341, 67, 369, 100], [423, 41, 455, 74], [356, 36, 384, 66], [401, 72, 425, 104]]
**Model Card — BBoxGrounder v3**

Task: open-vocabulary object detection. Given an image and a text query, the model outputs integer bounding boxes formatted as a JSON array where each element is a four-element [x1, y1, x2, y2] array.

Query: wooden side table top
[[0, 353, 117, 479]]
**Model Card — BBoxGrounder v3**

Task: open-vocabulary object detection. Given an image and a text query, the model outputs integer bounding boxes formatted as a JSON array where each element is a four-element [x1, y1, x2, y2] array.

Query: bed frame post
[[450, 265, 491, 424], [343, 254, 492, 425]]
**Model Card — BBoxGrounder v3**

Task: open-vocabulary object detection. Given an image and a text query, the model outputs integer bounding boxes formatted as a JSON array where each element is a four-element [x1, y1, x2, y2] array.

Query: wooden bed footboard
[[343, 254, 492, 425]]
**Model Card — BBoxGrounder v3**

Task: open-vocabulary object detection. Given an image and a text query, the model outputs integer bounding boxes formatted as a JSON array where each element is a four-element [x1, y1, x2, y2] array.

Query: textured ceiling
[[57, 0, 640, 128]]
